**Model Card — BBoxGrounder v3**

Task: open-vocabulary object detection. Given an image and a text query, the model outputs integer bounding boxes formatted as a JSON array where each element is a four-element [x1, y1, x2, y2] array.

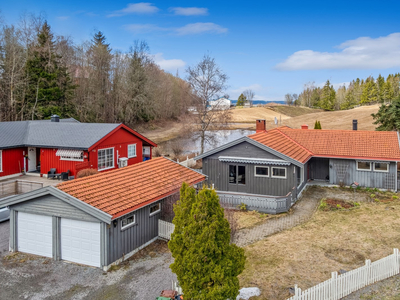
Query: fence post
[[294, 284, 300, 300], [331, 271, 338, 300], [394, 249, 400, 274], [365, 259, 371, 286]]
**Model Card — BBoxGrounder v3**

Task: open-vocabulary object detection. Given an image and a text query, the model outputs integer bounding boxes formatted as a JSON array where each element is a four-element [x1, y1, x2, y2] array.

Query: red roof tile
[[58, 157, 206, 218], [249, 127, 400, 163]]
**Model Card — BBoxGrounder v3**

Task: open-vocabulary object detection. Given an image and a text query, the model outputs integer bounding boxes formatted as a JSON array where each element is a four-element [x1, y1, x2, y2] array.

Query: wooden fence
[[158, 219, 175, 240], [0, 180, 43, 199], [288, 248, 400, 300]]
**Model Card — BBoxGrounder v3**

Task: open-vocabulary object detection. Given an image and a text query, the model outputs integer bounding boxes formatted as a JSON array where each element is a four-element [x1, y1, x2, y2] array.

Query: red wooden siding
[[88, 127, 144, 172], [40, 148, 89, 177], [0, 148, 26, 177]]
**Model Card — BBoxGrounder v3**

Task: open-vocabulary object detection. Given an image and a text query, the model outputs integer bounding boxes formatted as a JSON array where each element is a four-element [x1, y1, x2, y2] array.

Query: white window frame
[[271, 167, 287, 179], [149, 203, 161, 216], [98, 147, 115, 171], [0, 150, 2, 172], [254, 166, 269, 177], [356, 161, 372, 172], [127, 144, 137, 158], [121, 214, 136, 230], [373, 162, 389, 173]]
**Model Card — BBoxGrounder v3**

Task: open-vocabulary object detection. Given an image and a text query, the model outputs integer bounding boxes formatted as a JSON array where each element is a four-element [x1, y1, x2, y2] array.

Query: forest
[[0, 14, 194, 125], [295, 74, 400, 110]]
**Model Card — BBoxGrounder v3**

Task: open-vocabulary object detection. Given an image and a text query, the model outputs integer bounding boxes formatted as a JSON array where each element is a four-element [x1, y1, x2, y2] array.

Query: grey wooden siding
[[329, 159, 397, 190], [208, 141, 281, 160], [107, 197, 170, 265], [12, 195, 99, 222], [203, 158, 297, 196]]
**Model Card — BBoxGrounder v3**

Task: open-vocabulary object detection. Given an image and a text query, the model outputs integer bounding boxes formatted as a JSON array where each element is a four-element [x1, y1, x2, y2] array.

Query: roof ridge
[[276, 128, 314, 156]]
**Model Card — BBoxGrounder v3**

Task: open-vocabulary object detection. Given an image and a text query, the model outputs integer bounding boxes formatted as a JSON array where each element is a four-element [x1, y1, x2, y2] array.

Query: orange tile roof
[[249, 127, 400, 163], [57, 157, 206, 219]]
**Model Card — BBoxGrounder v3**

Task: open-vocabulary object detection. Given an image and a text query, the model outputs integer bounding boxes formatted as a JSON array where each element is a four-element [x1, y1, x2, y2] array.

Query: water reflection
[[165, 129, 255, 154]]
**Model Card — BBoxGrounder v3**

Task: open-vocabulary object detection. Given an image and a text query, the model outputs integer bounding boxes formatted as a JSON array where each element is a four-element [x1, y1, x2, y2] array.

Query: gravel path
[[234, 186, 371, 247]]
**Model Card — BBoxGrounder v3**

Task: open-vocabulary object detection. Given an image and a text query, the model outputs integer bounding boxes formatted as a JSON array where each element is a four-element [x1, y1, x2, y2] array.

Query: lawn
[[238, 188, 400, 299]]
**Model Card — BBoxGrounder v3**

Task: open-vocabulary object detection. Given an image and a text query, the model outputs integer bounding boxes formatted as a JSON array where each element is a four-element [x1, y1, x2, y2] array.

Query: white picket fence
[[177, 156, 196, 168], [159, 219, 175, 240], [288, 248, 400, 300]]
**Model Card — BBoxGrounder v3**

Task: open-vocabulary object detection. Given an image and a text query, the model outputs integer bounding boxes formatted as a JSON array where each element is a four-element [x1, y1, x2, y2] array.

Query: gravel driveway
[[0, 229, 177, 300]]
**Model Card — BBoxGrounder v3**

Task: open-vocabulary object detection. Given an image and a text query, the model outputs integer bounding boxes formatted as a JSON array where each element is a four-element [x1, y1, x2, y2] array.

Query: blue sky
[[2, 1, 400, 100]]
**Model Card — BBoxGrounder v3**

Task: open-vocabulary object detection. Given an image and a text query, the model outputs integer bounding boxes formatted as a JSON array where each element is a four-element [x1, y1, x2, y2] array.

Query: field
[[238, 187, 400, 299], [230, 104, 380, 131]]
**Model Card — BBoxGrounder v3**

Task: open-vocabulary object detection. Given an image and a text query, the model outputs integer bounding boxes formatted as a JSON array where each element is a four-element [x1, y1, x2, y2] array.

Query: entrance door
[[228, 165, 246, 192], [28, 147, 36, 172]]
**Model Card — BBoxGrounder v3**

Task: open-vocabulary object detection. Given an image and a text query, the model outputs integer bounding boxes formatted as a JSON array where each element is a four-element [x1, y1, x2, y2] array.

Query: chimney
[[256, 119, 266, 133], [301, 124, 308, 130], [51, 115, 60, 122], [353, 119, 357, 131]]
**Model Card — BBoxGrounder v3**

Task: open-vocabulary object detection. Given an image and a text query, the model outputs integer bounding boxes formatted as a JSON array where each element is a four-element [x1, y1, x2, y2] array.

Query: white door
[[18, 212, 53, 258], [61, 218, 101, 267], [28, 147, 36, 171]]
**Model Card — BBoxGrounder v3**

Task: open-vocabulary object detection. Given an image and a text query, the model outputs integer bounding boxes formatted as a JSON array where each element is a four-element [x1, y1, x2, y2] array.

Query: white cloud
[[124, 22, 227, 36], [175, 23, 227, 35], [275, 33, 400, 71], [153, 53, 186, 72], [170, 7, 208, 16], [108, 3, 159, 17]]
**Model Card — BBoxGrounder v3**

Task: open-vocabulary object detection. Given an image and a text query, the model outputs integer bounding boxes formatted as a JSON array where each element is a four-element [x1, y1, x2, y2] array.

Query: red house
[[0, 115, 157, 179]]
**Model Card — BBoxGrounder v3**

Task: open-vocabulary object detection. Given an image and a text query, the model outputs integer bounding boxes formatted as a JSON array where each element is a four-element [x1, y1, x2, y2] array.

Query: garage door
[[61, 218, 101, 267], [18, 212, 53, 257]]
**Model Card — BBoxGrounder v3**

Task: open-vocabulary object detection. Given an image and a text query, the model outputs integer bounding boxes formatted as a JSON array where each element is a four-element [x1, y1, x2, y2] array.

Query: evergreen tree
[[169, 183, 246, 300], [372, 95, 400, 131], [236, 93, 246, 106], [360, 77, 378, 104], [320, 80, 335, 110], [314, 120, 319, 129], [25, 21, 75, 119]]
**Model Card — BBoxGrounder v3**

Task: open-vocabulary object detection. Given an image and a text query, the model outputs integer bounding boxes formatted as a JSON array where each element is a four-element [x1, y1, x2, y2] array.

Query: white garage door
[[18, 212, 53, 258], [61, 218, 101, 267]]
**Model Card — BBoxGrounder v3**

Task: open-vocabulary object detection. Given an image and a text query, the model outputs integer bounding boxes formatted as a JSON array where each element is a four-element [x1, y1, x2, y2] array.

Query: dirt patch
[[128, 240, 170, 263], [319, 198, 357, 211], [325, 248, 365, 264]]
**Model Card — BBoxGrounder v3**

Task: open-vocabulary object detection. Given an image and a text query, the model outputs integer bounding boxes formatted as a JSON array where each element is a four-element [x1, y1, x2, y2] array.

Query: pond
[[162, 129, 255, 155]]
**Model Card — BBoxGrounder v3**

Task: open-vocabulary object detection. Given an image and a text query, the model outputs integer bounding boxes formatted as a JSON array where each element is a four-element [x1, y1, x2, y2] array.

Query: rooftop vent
[[51, 115, 60, 122], [353, 120, 358, 131]]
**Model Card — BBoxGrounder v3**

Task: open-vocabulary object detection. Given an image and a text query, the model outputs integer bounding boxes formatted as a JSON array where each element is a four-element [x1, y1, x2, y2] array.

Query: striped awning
[[56, 149, 83, 157], [218, 156, 291, 166]]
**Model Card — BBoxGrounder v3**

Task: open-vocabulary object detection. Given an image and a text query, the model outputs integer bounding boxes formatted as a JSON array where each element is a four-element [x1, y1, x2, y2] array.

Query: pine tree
[[314, 120, 319, 129], [372, 95, 400, 131], [320, 80, 335, 110], [169, 183, 246, 300], [25, 21, 75, 119], [318, 120, 322, 129], [236, 93, 246, 106], [360, 77, 378, 104]]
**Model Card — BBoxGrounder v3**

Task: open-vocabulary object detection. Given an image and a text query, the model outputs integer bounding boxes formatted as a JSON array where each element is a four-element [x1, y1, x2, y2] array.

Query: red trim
[[88, 124, 157, 151], [111, 177, 205, 219]]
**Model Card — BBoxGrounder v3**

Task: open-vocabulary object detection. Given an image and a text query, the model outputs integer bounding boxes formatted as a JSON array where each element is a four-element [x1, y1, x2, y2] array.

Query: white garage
[[17, 212, 53, 258], [61, 218, 101, 267]]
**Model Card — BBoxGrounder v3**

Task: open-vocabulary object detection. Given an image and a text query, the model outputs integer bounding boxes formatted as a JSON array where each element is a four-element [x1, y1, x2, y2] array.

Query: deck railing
[[0, 180, 44, 199]]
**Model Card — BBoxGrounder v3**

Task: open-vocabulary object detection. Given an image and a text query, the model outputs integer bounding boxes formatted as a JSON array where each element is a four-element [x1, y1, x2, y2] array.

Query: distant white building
[[208, 97, 231, 110]]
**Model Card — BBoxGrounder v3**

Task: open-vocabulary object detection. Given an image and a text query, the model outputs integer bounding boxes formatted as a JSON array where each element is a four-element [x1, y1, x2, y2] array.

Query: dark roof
[[0, 120, 120, 150]]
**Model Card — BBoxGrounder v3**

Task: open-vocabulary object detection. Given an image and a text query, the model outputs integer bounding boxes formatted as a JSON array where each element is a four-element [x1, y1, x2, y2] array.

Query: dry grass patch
[[269, 106, 323, 117], [234, 210, 288, 230], [239, 195, 400, 299], [229, 107, 291, 123]]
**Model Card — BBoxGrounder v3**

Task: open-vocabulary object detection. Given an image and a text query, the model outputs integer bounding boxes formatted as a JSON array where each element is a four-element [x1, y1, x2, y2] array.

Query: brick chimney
[[256, 119, 266, 133], [301, 124, 308, 130]]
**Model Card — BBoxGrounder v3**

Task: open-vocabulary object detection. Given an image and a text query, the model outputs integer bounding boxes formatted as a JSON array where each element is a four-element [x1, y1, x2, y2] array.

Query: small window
[[357, 161, 371, 171], [128, 144, 137, 158], [121, 215, 135, 230], [374, 162, 389, 172], [272, 167, 286, 178], [229, 165, 236, 184], [238, 166, 246, 184], [149, 203, 161, 216], [255, 166, 269, 177]]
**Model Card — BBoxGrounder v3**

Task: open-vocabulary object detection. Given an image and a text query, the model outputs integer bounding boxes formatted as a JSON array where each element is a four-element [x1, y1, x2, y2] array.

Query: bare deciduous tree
[[243, 89, 255, 106], [186, 54, 231, 154]]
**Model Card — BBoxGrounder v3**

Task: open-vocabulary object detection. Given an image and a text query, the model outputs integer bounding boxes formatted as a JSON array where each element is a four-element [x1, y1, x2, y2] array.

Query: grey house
[[195, 120, 400, 214], [0, 157, 205, 270]]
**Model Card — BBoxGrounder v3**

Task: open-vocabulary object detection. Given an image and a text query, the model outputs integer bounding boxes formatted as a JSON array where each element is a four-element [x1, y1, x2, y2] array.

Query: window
[[357, 161, 371, 171], [0, 150, 2, 172], [128, 144, 137, 158], [121, 215, 135, 230], [229, 165, 246, 185], [374, 162, 389, 172], [255, 166, 269, 177], [98, 148, 114, 171], [149, 203, 161, 216], [229, 165, 236, 184], [56, 149, 83, 161], [271, 167, 286, 178]]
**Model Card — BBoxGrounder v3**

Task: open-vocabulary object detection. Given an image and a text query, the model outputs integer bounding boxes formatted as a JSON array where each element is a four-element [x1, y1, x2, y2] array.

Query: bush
[[76, 168, 98, 179], [319, 198, 327, 210], [238, 202, 248, 211], [393, 195, 399, 199]]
